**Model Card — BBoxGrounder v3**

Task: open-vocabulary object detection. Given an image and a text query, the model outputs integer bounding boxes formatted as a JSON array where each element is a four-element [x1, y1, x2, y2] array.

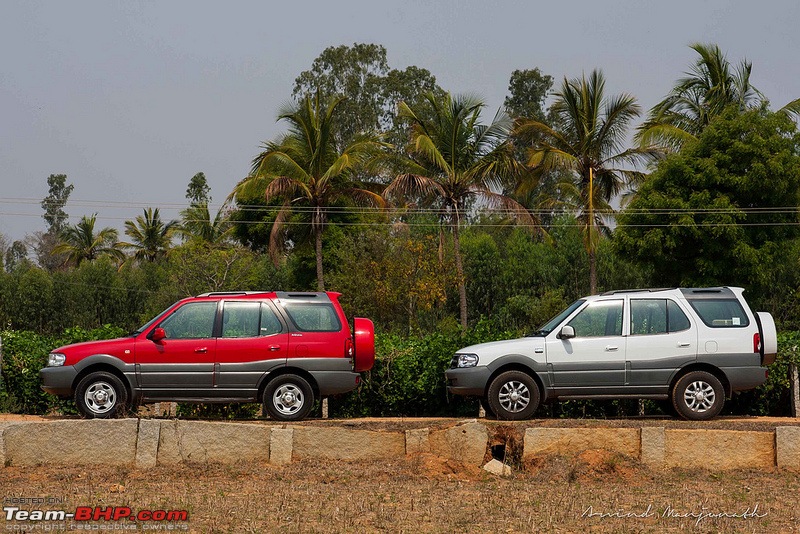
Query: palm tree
[[52, 214, 125, 266], [179, 202, 232, 247], [385, 92, 531, 329], [637, 43, 800, 149], [120, 208, 177, 262], [519, 70, 658, 294], [231, 92, 387, 291]]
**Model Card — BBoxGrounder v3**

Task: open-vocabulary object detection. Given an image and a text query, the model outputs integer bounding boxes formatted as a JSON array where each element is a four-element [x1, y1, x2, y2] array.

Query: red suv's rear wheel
[[263, 374, 315, 421]]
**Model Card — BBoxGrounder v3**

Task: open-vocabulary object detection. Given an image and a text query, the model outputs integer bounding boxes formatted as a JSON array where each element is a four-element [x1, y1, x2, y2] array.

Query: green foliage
[[616, 108, 800, 324], [41, 174, 73, 234], [0, 325, 125, 414], [330, 320, 510, 417]]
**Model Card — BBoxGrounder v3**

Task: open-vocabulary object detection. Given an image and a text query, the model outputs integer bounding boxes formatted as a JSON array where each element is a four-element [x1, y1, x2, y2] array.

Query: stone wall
[[1, 419, 798, 471]]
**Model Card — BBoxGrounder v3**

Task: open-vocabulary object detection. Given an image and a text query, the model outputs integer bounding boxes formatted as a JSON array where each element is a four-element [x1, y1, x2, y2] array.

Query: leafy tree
[[518, 70, 657, 294], [637, 43, 800, 150], [504, 68, 553, 122], [231, 92, 387, 291], [385, 92, 531, 328], [52, 214, 124, 266], [179, 202, 232, 247], [616, 108, 800, 298], [41, 174, 73, 233], [293, 43, 442, 149], [4, 240, 29, 272], [167, 241, 260, 296], [121, 208, 178, 263], [186, 172, 211, 205]]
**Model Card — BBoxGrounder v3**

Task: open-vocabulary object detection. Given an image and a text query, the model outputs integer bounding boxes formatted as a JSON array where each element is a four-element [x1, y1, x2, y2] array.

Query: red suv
[[40, 291, 375, 421]]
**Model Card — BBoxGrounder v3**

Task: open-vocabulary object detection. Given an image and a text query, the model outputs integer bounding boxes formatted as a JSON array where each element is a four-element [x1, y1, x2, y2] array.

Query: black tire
[[480, 397, 495, 418], [672, 371, 724, 421], [74, 371, 128, 419], [487, 370, 540, 421], [263, 374, 314, 421]]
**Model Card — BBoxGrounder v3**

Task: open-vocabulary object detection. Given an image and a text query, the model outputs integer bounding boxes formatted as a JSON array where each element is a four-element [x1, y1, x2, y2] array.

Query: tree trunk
[[589, 247, 597, 295], [314, 209, 325, 292], [452, 214, 468, 330], [791, 363, 800, 418]]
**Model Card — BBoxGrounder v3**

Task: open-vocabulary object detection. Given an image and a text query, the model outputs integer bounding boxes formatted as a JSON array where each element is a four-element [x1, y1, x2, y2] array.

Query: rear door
[[625, 298, 696, 391], [214, 300, 289, 397], [279, 300, 346, 360]]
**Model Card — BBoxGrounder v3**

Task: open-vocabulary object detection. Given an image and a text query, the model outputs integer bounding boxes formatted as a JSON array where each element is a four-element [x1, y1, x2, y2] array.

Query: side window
[[689, 299, 750, 328], [630, 300, 667, 335], [221, 302, 260, 338], [283, 303, 341, 332], [630, 299, 692, 335], [160, 302, 217, 340], [260, 305, 283, 336], [667, 300, 691, 332], [567, 300, 623, 337]]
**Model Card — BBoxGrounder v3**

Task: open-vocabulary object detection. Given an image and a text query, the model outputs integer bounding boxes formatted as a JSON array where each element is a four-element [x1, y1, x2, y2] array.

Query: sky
[[2, 0, 800, 244]]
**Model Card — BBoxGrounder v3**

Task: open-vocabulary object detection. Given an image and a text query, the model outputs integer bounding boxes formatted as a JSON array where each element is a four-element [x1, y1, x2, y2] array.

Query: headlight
[[455, 353, 479, 368], [48, 353, 66, 367]]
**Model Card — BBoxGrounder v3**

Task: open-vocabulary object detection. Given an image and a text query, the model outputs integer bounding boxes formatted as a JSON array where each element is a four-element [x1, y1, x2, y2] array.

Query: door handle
[[194, 347, 208, 353], [269, 345, 281, 352], [677, 343, 691, 348], [605, 346, 618, 352]]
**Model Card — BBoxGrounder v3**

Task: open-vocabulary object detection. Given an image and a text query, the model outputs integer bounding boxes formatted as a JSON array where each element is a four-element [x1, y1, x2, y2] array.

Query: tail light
[[753, 332, 761, 354], [345, 338, 354, 360]]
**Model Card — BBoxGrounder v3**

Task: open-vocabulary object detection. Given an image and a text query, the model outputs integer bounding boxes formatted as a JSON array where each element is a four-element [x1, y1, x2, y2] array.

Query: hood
[[53, 336, 134, 364], [456, 337, 543, 361]]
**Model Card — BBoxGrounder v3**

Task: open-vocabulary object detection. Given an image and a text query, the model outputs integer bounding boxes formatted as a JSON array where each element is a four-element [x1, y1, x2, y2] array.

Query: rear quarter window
[[688, 299, 750, 328], [283, 303, 342, 332]]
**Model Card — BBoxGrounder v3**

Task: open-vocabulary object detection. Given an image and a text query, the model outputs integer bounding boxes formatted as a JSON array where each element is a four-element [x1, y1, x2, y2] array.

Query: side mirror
[[151, 327, 167, 343], [558, 325, 575, 339]]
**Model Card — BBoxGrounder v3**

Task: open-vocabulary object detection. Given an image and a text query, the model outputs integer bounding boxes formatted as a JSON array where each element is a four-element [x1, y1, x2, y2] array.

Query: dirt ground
[[1, 454, 799, 533]]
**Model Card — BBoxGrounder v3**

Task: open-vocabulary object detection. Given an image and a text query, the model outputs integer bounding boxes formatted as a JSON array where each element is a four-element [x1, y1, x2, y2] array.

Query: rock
[[135, 419, 160, 468], [640, 427, 665, 467], [4, 419, 138, 467], [776, 426, 800, 470], [429, 422, 488, 465], [523, 427, 640, 459], [292, 426, 405, 460], [157, 420, 270, 464], [482, 458, 511, 476], [664, 430, 774, 470], [405, 428, 430, 455], [269, 428, 293, 465]]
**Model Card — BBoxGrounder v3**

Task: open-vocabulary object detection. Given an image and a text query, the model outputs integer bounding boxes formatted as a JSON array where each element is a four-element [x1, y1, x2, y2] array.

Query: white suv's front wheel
[[672, 371, 724, 420], [487, 371, 540, 421]]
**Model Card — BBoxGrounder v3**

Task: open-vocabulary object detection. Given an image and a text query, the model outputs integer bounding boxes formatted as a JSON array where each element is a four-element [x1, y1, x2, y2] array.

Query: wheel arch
[[486, 361, 545, 400], [73, 361, 133, 401], [257, 367, 320, 402], [669, 363, 731, 398]]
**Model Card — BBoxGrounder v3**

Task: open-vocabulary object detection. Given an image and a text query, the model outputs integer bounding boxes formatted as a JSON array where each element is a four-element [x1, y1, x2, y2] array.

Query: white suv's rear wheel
[[672, 371, 724, 420]]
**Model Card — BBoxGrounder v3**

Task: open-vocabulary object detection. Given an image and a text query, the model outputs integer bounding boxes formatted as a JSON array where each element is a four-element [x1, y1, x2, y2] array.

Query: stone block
[[157, 420, 269, 464], [429, 422, 488, 465], [292, 426, 405, 460], [523, 427, 640, 459], [640, 427, 665, 467], [664, 430, 774, 470], [482, 459, 511, 476], [405, 428, 430, 455], [4, 419, 138, 467], [269, 428, 293, 466], [776, 426, 800, 471], [135, 419, 161, 469]]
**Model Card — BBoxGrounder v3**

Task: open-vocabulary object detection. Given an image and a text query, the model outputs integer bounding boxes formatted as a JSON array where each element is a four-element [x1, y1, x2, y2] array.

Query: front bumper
[[40, 366, 78, 397], [445, 366, 491, 396]]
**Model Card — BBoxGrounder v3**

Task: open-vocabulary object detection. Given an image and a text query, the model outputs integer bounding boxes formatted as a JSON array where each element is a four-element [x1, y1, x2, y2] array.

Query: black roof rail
[[196, 291, 270, 297]]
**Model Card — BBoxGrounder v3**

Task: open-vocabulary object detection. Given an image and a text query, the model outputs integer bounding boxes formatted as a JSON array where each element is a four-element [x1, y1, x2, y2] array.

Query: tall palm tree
[[519, 70, 658, 294], [120, 208, 177, 262], [231, 92, 387, 291], [179, 202, 232, 247], [52, 214, 125, 266], [385, 92, 531, 329], [637, 43, 800, 149]]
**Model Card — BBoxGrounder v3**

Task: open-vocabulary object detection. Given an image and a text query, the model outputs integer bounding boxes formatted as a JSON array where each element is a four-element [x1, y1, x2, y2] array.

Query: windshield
[[528, 299, 585, 337], [131, 303, 176, 336]]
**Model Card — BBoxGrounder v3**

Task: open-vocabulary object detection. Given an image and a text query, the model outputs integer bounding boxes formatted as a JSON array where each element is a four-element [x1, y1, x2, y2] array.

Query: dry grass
[[2, 455, 799, 533]]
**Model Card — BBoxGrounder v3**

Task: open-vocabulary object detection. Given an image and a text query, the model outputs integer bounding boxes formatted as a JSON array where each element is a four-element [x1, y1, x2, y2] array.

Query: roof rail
[[600, 288, 675, 296], [196, 291, 271, 297]]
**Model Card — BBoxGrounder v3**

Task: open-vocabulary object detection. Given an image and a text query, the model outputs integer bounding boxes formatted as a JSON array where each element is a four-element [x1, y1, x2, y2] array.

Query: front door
[[135, 301, 218, 398], [545, 299, 626, 391]]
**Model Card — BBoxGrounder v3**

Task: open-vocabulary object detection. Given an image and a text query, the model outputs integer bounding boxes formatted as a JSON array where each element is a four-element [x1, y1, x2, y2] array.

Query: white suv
[[446, 287, 777, 421]]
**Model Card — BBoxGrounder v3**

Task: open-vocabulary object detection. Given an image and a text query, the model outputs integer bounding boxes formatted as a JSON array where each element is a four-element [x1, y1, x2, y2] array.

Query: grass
[[2, 455, 799, 533]]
